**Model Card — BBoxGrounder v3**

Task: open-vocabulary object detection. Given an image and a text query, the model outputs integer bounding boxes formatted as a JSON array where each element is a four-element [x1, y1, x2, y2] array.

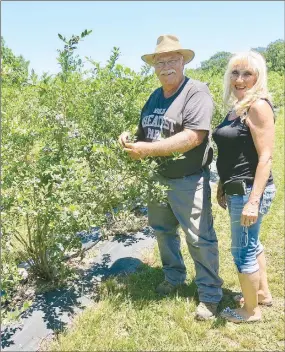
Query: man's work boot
[[195, 302, 218, 320]]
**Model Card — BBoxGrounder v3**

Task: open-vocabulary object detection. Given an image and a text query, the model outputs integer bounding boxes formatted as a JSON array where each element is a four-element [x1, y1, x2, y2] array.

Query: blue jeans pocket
[[240, 227, 249, 247], [231, 225, 249, 249]]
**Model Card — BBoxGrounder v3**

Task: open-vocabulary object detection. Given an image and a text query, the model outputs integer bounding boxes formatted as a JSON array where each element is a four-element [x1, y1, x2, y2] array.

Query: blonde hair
[[223, 51, 270, 120]]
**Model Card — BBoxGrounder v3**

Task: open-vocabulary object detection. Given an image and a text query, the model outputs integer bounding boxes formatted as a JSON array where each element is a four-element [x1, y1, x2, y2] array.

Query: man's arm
[[123, 129, 207, 160]]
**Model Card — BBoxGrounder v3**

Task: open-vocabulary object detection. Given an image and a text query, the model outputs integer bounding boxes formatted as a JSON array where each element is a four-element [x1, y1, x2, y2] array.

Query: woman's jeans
[[148, 167, 223, 304], [226, 183, 276, 274]]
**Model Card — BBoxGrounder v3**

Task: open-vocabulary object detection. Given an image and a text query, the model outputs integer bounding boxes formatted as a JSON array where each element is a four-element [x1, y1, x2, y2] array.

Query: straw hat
[[141, 35, 195, 66]]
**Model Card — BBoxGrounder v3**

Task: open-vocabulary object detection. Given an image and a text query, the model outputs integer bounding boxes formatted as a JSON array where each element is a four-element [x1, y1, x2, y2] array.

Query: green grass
[[46, 111, 284, 351]]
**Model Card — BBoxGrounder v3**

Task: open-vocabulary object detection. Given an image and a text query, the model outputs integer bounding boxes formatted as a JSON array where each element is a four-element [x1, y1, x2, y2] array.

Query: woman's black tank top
[[212, 100, 274, 185]]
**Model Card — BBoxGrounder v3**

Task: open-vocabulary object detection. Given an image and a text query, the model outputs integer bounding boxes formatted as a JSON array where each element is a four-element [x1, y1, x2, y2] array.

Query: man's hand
[[217, 181, 227, 210], [118, 131, 130, 147], [123, 141, 151, 160]]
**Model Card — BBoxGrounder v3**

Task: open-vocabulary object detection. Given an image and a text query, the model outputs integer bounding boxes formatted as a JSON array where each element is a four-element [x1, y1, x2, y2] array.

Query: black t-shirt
[[212, 105, 274, 185], [136, 77, 214, 178]]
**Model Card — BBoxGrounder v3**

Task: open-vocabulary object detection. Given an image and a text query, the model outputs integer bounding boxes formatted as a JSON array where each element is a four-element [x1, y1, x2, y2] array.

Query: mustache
[[160, 69, 176, 76]]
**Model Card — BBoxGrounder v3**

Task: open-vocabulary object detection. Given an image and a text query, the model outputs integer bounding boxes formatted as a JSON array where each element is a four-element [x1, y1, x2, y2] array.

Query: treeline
[[199, 39, 284, 74], [2, 36, 284, 84]]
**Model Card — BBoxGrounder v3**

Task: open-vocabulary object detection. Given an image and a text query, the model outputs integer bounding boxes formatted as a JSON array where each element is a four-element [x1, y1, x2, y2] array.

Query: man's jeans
[[148, 167, 223, 304]]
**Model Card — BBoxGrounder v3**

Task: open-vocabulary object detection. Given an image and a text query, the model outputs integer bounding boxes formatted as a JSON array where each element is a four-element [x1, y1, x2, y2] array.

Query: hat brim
[[141, 49, 195, 66]]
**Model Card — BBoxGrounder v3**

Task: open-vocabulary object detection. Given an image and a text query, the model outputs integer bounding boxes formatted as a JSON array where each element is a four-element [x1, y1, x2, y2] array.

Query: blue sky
[[2, 1, 284, 75]]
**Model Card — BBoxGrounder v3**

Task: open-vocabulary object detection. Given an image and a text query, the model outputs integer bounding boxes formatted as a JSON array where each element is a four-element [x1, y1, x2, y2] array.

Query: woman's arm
[[240, 100, 275, 226]]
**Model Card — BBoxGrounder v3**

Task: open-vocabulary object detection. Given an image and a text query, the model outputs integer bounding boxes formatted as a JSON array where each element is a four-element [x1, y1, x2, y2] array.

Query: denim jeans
[[226, 183, 276, 274], [148, 167, 223, 304]]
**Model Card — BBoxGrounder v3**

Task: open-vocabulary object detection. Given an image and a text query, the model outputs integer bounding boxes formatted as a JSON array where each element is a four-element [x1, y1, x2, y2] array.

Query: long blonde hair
[[223, 51, 270, 120]]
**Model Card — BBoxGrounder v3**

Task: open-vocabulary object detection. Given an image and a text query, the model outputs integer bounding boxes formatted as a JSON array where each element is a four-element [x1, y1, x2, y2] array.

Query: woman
[[212, 51, 276, 323]]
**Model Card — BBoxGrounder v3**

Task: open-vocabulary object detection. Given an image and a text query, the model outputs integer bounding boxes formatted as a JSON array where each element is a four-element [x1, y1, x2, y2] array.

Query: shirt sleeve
[[182, 91, 214, 131], [135, 119, 145, 141], [135, 100, 148, 142]]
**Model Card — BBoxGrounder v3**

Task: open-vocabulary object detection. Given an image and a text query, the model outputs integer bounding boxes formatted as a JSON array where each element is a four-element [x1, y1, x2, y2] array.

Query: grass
[[46, 110, 284, 351]]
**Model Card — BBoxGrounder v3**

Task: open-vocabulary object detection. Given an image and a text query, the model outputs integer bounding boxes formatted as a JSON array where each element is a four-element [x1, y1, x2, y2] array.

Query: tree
[[200, 51, 232, 73], [264, 39, 284, 74], [251, 47, 266, 54], [1, 37, 30, 85]]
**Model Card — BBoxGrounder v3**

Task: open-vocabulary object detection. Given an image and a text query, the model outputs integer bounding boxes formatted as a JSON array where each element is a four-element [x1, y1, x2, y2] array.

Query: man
[[119, 35, 223, 320]]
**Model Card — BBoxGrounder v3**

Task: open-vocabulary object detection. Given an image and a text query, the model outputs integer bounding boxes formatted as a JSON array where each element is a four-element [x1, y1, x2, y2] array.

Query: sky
[[1, 1, 284, 75]]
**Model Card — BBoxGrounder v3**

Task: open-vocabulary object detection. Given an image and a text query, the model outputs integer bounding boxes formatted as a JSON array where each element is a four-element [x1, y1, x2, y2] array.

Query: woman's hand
[[241, 201, 259, 226], [217, 181, 227, 210]]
